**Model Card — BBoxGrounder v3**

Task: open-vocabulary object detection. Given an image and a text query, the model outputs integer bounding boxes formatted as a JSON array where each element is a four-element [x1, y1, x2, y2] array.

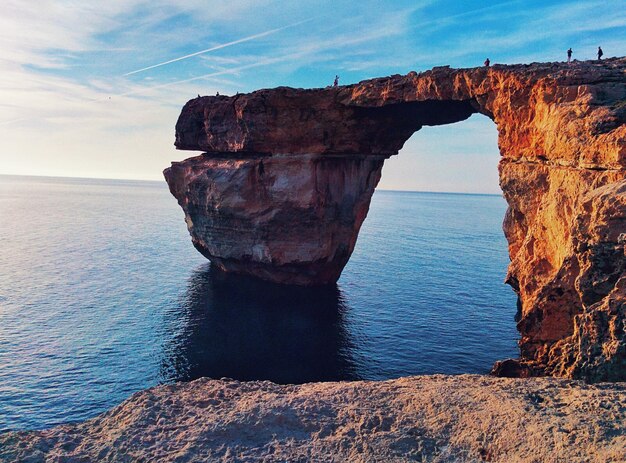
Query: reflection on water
[[160, 265, 359, 384]]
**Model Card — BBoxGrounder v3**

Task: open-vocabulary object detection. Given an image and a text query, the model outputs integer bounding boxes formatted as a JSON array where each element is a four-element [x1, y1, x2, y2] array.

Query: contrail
[[110, 53, 300, 100], [123, 18, 315, 77]]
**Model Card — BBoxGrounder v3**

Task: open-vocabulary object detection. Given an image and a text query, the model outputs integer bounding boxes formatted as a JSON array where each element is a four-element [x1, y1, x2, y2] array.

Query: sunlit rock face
[[165, 57, 626, 380]]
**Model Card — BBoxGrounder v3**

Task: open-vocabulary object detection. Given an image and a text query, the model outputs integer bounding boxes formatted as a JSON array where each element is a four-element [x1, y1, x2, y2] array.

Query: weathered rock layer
[[3, 375, 625, 462], [165, 154, 384, 285], [165, 58, 626, 380]]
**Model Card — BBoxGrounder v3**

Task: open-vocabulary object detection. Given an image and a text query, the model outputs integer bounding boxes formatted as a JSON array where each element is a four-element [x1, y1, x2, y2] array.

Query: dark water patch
[[161, 265, 359, 384]]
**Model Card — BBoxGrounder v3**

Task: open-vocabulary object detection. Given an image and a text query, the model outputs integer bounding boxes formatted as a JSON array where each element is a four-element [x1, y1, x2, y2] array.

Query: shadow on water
[[160, 264, 360, 384]]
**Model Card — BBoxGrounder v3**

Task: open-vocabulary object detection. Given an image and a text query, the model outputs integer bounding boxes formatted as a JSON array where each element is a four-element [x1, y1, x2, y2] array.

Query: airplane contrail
[[123, 18, 315, 77], [110, 53, 300, 100]]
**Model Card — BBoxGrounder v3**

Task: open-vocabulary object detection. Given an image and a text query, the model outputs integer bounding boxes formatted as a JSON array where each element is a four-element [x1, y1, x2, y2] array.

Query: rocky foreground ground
[[2, 375, 625, 462]]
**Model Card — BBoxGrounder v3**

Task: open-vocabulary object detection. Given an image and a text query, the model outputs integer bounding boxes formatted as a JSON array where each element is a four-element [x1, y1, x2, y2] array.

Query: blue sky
[[0, 0, 624, 193]]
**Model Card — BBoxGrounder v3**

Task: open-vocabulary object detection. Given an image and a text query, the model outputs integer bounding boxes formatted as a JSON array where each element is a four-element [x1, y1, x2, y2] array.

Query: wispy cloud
[[117, 58, 290, 97], [123, 17, 317, 76], [411, 0, 626, 64], [101, 7, 419, 98], [0, 118, 27, 126]]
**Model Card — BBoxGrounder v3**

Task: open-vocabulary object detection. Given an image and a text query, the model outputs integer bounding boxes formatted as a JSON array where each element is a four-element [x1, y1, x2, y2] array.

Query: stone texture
[[494, 166, 625, 380], [165, 153, 384, 285], [535, 180, 626, 381], [174, 60, 625, 168], [165, 58, 626, 380], [2, 375, 625, 463]]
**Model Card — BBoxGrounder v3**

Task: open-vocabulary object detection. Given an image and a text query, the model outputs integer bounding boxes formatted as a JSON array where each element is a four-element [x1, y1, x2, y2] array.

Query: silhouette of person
[[597, 46, 603, 60], [333, 75, 339, 87], [216, 91, 220, 96], [567, 48, 572, 63], [484, 58, 490, 67]]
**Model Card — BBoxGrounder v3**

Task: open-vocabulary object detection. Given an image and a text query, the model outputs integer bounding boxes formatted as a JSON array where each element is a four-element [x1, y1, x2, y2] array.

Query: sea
[[0, 175, 518, 431]]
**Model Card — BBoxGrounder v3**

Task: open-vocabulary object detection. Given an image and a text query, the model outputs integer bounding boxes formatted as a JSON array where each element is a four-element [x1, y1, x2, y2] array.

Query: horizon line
[[0, 172, 503, 196]]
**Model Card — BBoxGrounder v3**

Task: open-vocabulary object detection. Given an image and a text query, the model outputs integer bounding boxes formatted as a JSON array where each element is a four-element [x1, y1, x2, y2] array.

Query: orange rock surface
[[165, 58, 625, 380]]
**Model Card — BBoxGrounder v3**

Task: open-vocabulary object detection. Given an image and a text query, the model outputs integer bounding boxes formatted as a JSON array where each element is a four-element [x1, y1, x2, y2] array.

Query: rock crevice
[[165, 58, 626, 380]]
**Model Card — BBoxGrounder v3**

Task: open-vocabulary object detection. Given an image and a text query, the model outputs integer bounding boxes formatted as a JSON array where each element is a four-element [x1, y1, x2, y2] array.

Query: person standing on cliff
[[597, 46, 603, 60], [567, 48, 572, 63], [484, 58, 490, 67], [333, 75, 339, 87]]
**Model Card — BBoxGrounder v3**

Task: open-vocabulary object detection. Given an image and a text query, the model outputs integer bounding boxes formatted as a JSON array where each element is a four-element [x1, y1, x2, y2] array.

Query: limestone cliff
[[165, 58, 626, 380]]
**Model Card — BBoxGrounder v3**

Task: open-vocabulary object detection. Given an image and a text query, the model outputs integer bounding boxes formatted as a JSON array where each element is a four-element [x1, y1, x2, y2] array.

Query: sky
[[0, 0, 624, 193]]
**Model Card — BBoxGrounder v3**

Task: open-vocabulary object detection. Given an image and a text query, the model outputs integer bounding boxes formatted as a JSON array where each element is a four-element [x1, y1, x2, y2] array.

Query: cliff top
[[174, 57, 625, 169]]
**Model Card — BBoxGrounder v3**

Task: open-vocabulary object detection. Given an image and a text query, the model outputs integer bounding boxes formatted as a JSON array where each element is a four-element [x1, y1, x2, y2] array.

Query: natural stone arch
[[165, 58, 626, 381]]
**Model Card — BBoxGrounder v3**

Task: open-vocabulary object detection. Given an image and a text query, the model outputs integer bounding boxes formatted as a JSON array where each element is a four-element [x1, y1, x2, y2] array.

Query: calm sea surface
[[0, 175, 518, 431]]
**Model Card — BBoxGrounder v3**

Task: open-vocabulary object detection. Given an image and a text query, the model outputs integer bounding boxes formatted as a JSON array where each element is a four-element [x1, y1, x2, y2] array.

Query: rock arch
[[165, 58, 626, 380]]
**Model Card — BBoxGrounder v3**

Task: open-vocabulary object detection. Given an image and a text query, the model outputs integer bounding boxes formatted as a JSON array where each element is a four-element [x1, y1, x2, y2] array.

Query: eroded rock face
[[530, 180, 626, 381], [165, 58, 626, 380], [165, 154, 384, 285]]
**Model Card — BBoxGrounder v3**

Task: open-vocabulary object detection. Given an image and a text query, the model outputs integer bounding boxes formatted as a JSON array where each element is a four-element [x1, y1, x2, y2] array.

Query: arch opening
[[337, 114, 520, 376], [379, 113, 500, 194]]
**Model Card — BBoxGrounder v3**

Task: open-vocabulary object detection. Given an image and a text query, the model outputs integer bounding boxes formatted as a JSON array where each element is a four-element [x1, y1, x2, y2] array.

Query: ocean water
[[0, 175, 518, 431]]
